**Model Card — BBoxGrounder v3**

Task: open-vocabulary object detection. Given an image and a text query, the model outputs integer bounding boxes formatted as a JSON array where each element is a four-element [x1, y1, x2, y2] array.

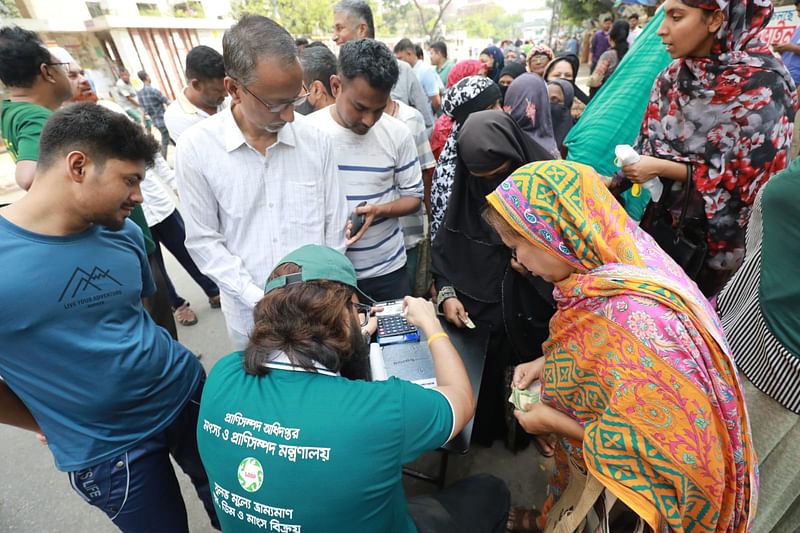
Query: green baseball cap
[[264, 245, 374, 302]]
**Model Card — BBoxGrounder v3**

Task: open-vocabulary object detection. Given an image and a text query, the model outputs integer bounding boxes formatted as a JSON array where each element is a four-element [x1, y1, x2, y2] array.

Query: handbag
[[642, 170, 708, 279], [544, 454, 652, 533]]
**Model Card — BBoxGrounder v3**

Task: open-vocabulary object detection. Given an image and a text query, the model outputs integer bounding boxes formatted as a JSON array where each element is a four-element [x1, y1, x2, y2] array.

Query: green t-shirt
[[436, 60, 455, 88], [198, 352, 455, 533], [1, 100, 52, 162]]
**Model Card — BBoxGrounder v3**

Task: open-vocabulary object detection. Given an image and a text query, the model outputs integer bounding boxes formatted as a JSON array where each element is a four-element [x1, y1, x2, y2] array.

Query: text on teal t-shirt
[[197, 352, 455, 533]]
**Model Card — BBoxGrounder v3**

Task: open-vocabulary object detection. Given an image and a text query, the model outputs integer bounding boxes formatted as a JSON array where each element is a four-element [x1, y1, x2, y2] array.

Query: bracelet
[[427, 332, 449, 347], [435, 286, 457, 312]]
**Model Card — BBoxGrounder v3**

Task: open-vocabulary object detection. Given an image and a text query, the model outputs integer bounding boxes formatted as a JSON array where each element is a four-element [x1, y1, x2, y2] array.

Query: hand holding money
[[509, 380, 542, 412]]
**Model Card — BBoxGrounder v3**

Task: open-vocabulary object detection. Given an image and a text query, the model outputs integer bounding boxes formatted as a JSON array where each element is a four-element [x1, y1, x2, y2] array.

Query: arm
[[407, 73, 434, 128], [14, 160, 36, 191], [422, 167, 434, 218], [430, 94, 442, 114], [588, 53, 610, 88], [351, 136, 424, 241], [0, 380, 40, 432], [321, 135, 348, 253], [404, 297, 474, 437], [152, 153, 177, 190], [622, 155, 689, 184], [175, 140, 263, 309]]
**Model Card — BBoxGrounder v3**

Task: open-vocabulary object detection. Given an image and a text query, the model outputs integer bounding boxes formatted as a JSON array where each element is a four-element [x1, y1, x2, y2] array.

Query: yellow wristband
[[427, 332, 449, 347]]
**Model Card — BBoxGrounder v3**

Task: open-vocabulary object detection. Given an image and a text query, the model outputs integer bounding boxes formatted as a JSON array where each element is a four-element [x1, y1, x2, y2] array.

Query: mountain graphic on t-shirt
[[58, 266, 123, 302]]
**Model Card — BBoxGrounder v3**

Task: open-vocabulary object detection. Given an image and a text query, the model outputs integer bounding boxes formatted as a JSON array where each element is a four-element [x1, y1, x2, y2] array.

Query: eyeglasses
[[353, 302, 373, 327], [235, 79, 309, 113], [67, 68, 86, 80], [529, 55, 550, 65]]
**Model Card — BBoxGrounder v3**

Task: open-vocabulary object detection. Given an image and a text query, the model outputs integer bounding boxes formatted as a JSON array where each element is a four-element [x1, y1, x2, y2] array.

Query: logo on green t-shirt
[[237, 457, 264, 493]]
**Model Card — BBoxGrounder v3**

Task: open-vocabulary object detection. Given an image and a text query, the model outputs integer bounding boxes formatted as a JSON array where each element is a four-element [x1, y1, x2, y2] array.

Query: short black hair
[[430, 41, 447, 58], [119, 67, 129, 74], [306, 41, 328, 49], [137, 70, 149, 82], [414, 44, 424, 60], [393, 38, 415, 54], [628, 13, 639, 20], [295, 37, 309, 47], [339, 39, 399, 93], [223, 15, 297, 85], [0, 26, 51, 88], [185, 45, 225, 82], [300, 45, 337, 97], [334, 0, 375, 39], [38, 103, 159, 171]]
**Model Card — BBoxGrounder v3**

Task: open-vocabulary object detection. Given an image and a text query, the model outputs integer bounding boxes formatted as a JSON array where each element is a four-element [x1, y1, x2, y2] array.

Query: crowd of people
[[1, 0, 799, 531]]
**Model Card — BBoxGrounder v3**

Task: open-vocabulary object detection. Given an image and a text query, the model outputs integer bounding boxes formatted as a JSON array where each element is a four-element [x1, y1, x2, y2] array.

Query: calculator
[[375, 300, 420, 346]]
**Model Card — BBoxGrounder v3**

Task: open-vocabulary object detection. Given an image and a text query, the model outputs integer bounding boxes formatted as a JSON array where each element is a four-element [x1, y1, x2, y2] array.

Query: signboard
[[762, 5, 798, 45]]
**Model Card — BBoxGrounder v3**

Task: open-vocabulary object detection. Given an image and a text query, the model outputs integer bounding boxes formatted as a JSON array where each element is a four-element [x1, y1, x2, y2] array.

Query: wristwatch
[[435, 286, 457, 313]]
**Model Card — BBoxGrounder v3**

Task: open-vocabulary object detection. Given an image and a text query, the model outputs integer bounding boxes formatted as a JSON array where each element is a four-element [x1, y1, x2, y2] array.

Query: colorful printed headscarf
[[430, 76, 501, 237], [503, 73, 559, 157], [637, 0, 796, 272], [480, 45, 505, 82], [486, 160, 757, 532]]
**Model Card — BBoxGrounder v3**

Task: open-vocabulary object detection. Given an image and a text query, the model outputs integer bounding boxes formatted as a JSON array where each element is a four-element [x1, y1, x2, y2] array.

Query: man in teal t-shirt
[[198, 244, 509, 532], [0, 103, 219, 532]]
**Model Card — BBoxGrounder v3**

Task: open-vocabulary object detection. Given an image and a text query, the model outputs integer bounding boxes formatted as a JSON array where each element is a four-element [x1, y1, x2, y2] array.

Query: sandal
[[532, 434, 556, 458], [174, 302, 198, 326], [507, 506, 542, 533]]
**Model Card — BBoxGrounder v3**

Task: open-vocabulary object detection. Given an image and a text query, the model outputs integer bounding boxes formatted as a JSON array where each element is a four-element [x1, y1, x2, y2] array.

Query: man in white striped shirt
[[175, 15, 348, 349], [308, 39, 423, 302]]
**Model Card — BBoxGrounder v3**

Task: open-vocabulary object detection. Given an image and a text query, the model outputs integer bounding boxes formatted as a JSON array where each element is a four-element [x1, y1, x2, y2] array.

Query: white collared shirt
[[140, 153, 177, 227], [175, 107, 348, 337], [164, 87, 229, 142]]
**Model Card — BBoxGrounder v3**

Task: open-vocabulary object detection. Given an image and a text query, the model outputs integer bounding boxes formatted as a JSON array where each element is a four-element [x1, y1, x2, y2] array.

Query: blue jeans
[[68, 379, 220, 532], [150, 210, 219, 309]]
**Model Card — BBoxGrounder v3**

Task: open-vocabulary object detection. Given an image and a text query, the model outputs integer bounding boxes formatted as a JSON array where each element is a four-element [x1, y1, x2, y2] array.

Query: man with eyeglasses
[[0, 26, 74, 191], [176, 15, 349, 350]]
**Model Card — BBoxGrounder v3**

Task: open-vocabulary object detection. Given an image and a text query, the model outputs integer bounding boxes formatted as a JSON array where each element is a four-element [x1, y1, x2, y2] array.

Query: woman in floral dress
[[622, 0, 796, 296]]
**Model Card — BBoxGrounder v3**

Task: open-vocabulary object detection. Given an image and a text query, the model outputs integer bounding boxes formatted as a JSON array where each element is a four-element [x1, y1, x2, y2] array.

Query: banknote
[[508, 380, 542, 412]]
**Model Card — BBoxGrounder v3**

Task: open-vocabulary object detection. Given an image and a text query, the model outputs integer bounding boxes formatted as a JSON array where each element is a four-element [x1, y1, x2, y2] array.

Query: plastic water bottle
[[614, 145, 663, 202]]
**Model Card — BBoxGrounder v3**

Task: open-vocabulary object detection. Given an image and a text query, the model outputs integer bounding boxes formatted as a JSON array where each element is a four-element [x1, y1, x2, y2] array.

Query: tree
[[560, 0, 615, 24], [232, 0, 334, 37], [381, 0, 415, 36], [450, 5, 523, 40], [410, 0, 452, 42]]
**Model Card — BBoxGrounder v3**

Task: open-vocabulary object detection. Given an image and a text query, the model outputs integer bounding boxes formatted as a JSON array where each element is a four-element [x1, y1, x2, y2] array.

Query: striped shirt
[[718, 187, 800, 413], [308, 107, 423, 280], [393, 101, 435, 249]]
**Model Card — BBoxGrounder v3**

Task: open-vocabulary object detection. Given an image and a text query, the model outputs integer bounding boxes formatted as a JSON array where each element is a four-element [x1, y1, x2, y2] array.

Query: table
[[379, 320, 489, 486]]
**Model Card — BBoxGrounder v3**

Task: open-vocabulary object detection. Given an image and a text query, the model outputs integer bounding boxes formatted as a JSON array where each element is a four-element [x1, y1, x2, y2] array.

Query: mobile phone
[[350, 201, 367, 237]]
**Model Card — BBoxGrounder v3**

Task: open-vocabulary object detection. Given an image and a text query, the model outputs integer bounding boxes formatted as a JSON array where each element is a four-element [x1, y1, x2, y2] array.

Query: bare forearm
[[657, 159, 689, 182], [422, 168, 433, 219], [0, 380, 39, 432], [375, 196, 421, 218]]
